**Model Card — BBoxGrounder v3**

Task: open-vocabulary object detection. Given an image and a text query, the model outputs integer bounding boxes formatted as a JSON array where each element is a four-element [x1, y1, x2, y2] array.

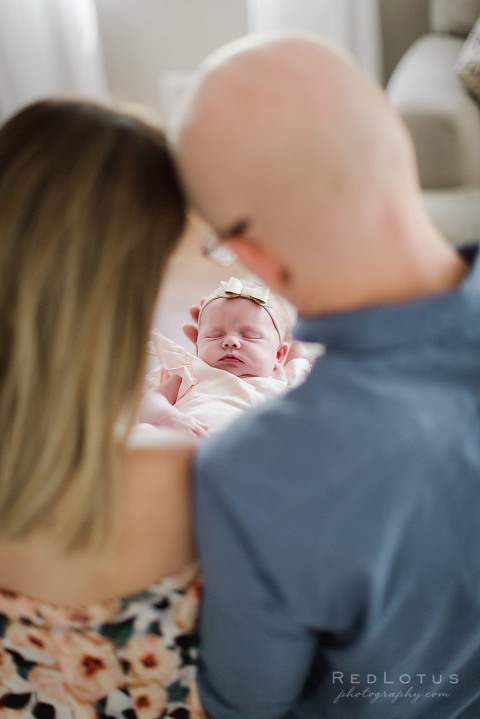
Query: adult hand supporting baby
[[182, 304, 202, 345]]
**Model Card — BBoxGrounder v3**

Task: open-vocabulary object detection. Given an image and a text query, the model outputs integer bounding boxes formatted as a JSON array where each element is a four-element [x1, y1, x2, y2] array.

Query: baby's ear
[[276, 342, 290, 365]]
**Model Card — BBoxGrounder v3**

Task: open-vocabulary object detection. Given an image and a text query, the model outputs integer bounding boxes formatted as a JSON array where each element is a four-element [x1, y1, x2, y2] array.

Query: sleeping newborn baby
[[139, 277, 311, 435]]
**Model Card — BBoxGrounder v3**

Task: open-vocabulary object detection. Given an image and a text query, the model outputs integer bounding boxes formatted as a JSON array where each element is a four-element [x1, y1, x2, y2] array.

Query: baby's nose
[[222, 334, 241, 349]]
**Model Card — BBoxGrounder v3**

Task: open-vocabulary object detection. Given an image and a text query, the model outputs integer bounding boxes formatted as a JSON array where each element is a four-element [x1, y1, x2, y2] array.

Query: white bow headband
[[197, 276, 284, 341]]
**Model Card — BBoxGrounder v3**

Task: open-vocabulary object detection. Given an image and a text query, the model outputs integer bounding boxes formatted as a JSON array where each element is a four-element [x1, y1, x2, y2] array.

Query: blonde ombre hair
[[0, 99, 187, 554]]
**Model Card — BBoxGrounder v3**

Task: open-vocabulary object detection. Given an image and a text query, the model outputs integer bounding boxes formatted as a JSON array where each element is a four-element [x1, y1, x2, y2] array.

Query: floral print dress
[[0, 564, 204, 719]]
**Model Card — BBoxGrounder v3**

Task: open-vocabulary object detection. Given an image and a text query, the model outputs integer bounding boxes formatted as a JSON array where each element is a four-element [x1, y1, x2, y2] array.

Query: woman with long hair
[[0, 98, 202, 718]]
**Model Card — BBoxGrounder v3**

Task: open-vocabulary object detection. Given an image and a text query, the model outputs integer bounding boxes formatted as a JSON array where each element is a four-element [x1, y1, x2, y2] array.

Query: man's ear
[[276, 342, 290, 366], [227, 237, 289, 295]]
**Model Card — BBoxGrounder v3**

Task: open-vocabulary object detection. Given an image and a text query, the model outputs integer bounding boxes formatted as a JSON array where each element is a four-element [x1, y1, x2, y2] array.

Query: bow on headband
[[220, 277, 273, 306]]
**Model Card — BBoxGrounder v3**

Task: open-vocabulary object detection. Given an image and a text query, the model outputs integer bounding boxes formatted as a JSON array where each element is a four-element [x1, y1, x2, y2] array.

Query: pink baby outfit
[[146, 331, 311, 434]]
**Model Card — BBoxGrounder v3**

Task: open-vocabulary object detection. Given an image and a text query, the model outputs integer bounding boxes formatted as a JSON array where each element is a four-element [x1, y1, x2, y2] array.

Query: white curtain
[[0, 0, 109, 121], [245, 0, 383, 83]]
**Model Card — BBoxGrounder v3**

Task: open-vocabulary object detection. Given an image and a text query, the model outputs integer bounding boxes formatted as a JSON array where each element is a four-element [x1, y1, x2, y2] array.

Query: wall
[[95, 0, 248, 121], [379, 0, 429, 83], [95, 0, 430, 118], [96, 0, 428, 115], [0, 1, 432, 122], [0, 0, 108, 120], [247, 0, 384, 82]]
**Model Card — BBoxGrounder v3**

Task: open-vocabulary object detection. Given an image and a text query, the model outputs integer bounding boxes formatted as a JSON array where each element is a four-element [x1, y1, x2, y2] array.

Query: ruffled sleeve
[[145, 330, 198, 400], [284, 357, 311, 388]]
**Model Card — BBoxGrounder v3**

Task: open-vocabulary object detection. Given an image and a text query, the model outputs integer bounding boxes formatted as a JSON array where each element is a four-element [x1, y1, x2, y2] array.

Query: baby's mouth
[[219, 354, 244, 364]]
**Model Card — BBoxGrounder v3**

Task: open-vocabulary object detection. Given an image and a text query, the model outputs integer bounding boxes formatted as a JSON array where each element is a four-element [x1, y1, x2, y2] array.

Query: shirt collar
[[294, 244, 480, 352]]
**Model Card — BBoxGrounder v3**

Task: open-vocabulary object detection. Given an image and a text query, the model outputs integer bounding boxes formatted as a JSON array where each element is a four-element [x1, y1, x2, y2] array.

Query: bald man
[[173, 33, 480, 719]]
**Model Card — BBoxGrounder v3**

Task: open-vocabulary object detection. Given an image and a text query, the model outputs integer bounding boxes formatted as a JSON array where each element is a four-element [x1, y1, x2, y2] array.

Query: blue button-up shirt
[[194, 245, 480, 719]]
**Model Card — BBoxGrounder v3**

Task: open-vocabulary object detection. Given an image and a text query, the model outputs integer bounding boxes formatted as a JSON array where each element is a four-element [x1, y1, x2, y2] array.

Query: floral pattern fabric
[[0, 564, 204, 719]]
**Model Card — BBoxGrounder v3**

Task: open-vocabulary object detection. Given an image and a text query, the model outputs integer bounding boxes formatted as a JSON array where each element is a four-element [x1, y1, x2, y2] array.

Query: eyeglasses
[[202, 233, 238, 267]]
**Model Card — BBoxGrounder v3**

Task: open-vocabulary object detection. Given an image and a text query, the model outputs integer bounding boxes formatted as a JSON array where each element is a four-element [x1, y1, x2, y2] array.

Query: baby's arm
[[157, 374, 182, 405], [139, 376, 208, 438]]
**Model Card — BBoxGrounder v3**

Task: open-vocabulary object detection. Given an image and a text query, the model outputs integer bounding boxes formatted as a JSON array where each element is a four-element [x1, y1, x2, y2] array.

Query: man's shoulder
[[193, 351, 445, 513]]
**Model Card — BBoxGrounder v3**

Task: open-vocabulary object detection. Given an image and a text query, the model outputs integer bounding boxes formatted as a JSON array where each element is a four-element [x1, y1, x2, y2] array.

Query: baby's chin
[[213, 361, 275, 379], [217, 362, 251, 377]]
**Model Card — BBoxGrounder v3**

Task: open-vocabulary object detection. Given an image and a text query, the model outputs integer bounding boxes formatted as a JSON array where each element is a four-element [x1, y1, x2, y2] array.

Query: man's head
[[173, 32, 451, 316], [196, 278, 290, 378]]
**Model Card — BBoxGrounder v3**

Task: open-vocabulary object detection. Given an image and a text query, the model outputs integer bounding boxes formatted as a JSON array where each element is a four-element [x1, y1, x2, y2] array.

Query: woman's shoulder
[[124, 424, 196, 494], [112, 430, 197, 600], [127, 423, 197, 452], [0, 429, 197, 606]]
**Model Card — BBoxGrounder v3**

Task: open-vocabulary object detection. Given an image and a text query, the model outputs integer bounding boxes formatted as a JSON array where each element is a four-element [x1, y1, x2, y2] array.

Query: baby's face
[[197, 298, 286, 378]]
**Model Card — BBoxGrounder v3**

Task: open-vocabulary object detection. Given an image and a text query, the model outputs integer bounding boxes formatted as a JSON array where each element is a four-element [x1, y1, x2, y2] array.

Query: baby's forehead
[[201, 297, 272, 326]]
